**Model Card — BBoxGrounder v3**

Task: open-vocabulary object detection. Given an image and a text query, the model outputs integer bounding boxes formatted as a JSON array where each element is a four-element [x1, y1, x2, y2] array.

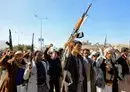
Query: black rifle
[[6, 29, 13, 50]]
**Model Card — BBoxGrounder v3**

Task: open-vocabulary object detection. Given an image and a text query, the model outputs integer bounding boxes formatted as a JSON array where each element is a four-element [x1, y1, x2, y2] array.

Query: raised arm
[[0, 55, 9, 66], [44, 44, 53, 60]]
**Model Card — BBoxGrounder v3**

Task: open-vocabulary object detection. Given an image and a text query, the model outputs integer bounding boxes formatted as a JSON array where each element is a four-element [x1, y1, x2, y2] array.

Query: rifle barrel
[[84, 3, 92, 15], [9, 29, 13, 50]]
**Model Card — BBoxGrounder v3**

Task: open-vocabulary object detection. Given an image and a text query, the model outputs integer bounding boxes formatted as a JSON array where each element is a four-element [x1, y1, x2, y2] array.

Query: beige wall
[[82, 44, 129, 52]]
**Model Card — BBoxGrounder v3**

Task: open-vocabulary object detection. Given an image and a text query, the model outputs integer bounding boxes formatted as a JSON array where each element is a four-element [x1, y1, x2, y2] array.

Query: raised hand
[[48, 44, 53, 48]]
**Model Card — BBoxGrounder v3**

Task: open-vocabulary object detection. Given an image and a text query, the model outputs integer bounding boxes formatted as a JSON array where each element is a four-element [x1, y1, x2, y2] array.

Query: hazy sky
[[0, 0, 130, 48]]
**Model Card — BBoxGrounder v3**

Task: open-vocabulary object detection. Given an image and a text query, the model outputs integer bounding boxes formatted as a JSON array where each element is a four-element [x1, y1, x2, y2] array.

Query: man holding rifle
[[62, 40, 87, 92]]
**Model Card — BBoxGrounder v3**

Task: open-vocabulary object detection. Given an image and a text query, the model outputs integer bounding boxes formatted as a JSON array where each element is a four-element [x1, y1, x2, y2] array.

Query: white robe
[[83, 57, 91, 92], [23, 60, 50, 92], [17, 85, 27, 92]]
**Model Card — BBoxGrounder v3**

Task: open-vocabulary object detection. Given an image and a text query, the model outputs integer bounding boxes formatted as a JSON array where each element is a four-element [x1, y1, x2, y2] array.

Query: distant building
[[82, 40, 92, 45], [81, 41, 129, 52], [113, 44, 129, 51]]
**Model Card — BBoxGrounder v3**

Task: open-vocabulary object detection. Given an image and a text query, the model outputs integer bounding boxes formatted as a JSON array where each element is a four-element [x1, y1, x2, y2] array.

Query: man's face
[[124, 50, 129, 56], [80, 49, 83, 56], [92, 56, 98, 61], [15, 54, 23, 62], [106, 52, 113, 59], [51, 51, 59, 60], [72, 43, 82, 54], [35, 52, 43, 61], [83, 50, 90, 58]]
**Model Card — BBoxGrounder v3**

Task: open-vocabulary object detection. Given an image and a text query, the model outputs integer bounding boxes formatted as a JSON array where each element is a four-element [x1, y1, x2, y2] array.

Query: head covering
[[15, 51, 23, 55], [53, 47, 59, 52], [89, 51, 100, 58], [104, 47, 113, 56], [58, 48, 64, 53], [93, 52, 100, 57], [73, 40, 82, 45], [121, 47, 129, 53]]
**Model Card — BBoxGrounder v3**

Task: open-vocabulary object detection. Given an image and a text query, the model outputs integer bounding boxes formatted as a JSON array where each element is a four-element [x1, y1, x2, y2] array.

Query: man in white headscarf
[[97, 47, 118, 92]]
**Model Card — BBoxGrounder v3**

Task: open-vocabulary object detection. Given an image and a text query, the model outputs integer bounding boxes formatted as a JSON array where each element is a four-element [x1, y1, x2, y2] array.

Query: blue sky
[[0, 0, 130, 48]]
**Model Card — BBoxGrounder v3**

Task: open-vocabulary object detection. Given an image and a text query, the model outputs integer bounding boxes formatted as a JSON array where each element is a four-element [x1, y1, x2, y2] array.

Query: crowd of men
[[0, 40, 130, 92]]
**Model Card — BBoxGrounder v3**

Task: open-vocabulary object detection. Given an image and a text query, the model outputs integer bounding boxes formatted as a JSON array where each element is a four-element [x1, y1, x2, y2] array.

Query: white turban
[[15, 51, 23, 55], [104, 47, 113, 56]]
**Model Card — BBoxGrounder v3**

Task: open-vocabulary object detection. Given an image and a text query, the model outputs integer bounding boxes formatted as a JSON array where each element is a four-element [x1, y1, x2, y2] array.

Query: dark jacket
[[99, 58, 119, 92], [64, 54, 87, 92], [116, 55, 129, 77], [49, 58, 62, 78]]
